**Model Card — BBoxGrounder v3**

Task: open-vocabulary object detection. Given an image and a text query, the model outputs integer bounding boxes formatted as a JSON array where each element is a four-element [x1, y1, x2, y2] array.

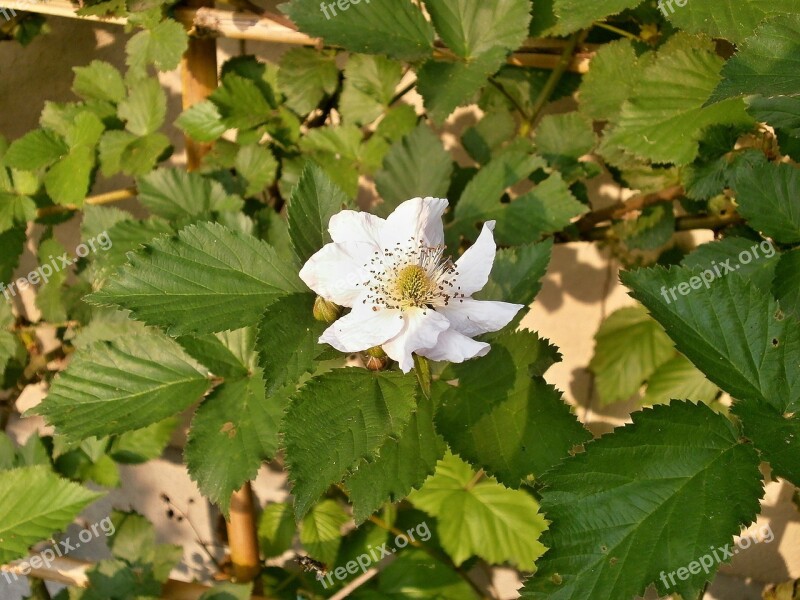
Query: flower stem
[[413, 354, 432, 400]]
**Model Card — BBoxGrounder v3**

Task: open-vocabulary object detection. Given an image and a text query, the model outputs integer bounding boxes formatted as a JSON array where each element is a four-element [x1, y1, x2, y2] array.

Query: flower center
[[394, 264, 433, 307]]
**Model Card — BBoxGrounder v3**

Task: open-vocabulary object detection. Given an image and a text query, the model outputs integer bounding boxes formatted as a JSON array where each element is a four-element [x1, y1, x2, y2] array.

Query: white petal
[[382, 308, 450, 373], [320, 304, 404, 353], [418, 329, 490, 363], [438, 299, 524, 337], [329, 210, 385, 245], [299, 241, 373, 307], [454, 221, 498, 296], [381, 197, 449, 249]]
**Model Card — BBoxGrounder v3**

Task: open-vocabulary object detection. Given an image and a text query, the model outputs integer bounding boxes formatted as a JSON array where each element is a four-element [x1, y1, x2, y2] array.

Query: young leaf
[[283, 369, 417, 519], [72, 60, 126, 103], [88, 222, 304, 335], [425, 0, 531, 59], [621, 267, 800, 413], [408, 451, 548, 568], [0, 466, 103, 563], [374, 124, 453, 217], [474, 239, 552, 307], [118, 78, 167, 136], [642, 355, 719, 406], [235, 144, 278, 197], [340, 54, 403, 126], [578, 39, 649, 122], [5, 129, 68, 171], [731, 160, 800, 244], [436, 330, 588, 486], [283, 0, 435, 61], [175, 100, 226, 143], [345, 394, 445, 523], [278, 48, 340, 116], [125, 20, 189, 73], [710, 15, 800, 103], [43, 146, 94, 206], [258, 502, 296, 558], [300, 499, 349, 565], [287, 162, 351, 263], [520, 402, 763, 600], [185, 369, 282, 515]]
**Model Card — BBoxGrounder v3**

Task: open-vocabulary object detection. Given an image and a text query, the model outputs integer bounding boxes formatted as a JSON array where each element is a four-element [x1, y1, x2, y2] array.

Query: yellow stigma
[[394, 264, 433, 307]]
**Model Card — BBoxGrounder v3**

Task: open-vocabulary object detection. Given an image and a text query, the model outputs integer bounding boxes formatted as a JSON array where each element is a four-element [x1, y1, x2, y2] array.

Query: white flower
[[299, 197, 524, 373]]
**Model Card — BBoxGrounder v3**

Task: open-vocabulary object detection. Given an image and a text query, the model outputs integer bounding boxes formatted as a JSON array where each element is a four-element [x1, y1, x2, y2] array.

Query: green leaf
[[417, 49, 508, 123], [0, 227, 26, 284], [449, 148, 545, 243], [345, 394, 445, 523], [733, 399, 800, 486], [425, 0, 531, 58], [5, 129, 68, 170], [731, 160, 800, 244], [747, 96, 800, 138], [710, 15, 800, 103], [612, 203, 676, 251], [495, 173, 588, 245], [682, 236, 780, 295], [211, 73, 276, 131], [136, 168, 242, 220], [578, 39, 650, 122], [283, 0, 435, 61], [621, 267, 800, 413], [44, 146, 95, 207], [175, 100, 226, 143], [589, 306, 675, 405], [535, 112, 596, 167], [33, 330, 211, 439], [256, 294, 328, 393], [178, 328, 257, 380], [278, 48, 340, 116], [109, 418, 178, 464], [462, 111, 516, 164], [520, 402, 763, 600], [88, 222, 304, 335], [474, 239, 553, 307], [774, 248, 800, 319], [604, 42, 753, 165], [436, 331, 588, 487], [258, 502, 296, 558], [340, 54, 403, 126], [72, 60, 126, 103], [642, 355, 720, 406], [235, 144, 278, 197], [551, 0, 637, 34], [186, 370, 281, 515], [287, 162, 351, 263], [36, 237, 69, 323], [125, 20, 189, 73], [283, 369, 417, 519], [374, 124, 453, 217], [300, 499, 349, 565], [108, 510, 182, 581], [0, 466, 103, 563], [118, 78, 167, 136], [665, 0, 798, 43], [409, 451, 548, 568], [65, 112, 105, 150], [0, 192, 36, 234]]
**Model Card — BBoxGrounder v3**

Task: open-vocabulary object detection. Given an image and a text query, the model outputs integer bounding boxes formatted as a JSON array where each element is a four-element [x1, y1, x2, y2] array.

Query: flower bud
[[313, 297, 341, 323], [364, 347, 390, 371]]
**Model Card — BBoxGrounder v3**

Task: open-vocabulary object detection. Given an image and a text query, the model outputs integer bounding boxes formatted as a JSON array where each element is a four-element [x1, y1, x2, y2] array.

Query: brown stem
[[36, 187, 137, 218], [575, 185, 685, 232], [227, 483, 261, 583]]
